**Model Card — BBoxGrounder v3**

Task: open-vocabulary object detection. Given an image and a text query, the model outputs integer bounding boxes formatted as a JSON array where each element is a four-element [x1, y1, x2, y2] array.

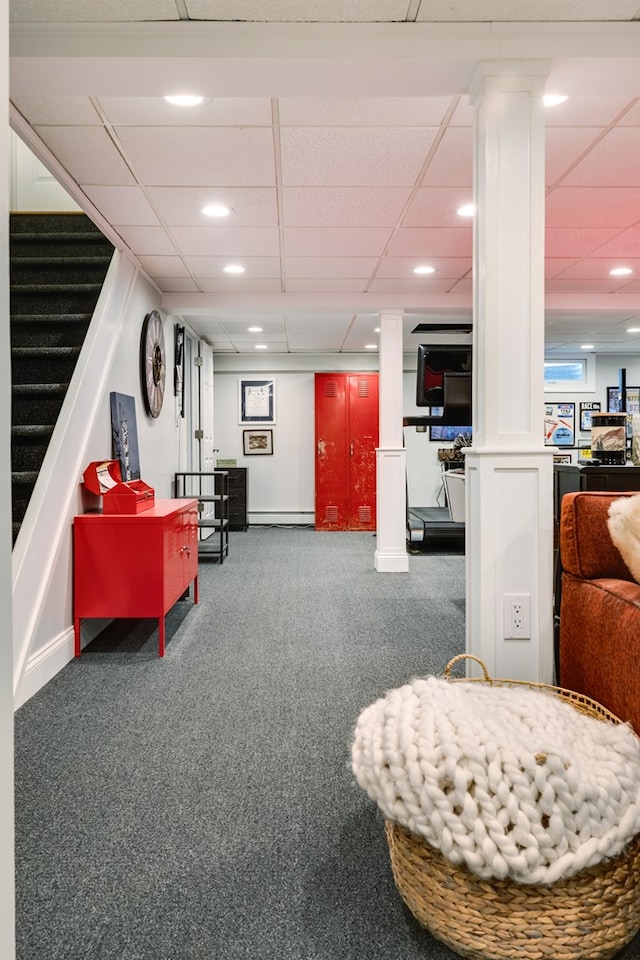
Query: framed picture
[[553, 453, 572, 465], [110, 392, 141, 481], [239, 378, 276, 425], [607, 386, 640, 415], [544, 402, 575, 447], [579, 401, 600, 432], [243, 428, 273, 456], [429, 424, 472, 442]]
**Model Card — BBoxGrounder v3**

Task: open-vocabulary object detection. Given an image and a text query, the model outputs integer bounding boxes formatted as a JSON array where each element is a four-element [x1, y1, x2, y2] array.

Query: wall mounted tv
[[416, 344, 472, 425]]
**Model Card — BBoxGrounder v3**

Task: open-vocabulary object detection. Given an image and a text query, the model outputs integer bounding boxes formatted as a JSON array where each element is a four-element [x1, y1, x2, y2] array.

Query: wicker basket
[[383, 654, 640, 960]]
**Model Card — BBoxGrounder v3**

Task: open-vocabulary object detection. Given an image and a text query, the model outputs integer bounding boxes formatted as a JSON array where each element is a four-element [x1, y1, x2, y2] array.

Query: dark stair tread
[[11, 282, 105, 292], [13, 382, 68, 394], [12, 470, 39, 483], [12, 424, 55, 437], [12, 346, 80, 357], [11, 313, 91, 323]]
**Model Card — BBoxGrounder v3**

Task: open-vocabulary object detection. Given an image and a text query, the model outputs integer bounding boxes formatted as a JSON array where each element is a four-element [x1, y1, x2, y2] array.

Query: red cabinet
[[73, 498, 198, 657], [315, 372, 379, 530]]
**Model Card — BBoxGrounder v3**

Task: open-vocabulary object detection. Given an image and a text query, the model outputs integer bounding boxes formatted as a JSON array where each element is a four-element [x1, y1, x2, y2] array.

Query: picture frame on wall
[[429, 424, 472, 442], [110, 391, 141, 481], [544, 402, 575, 447], [607, 386, 640, 415], [239, 378, 276, 425], [243, 428, 273, 456], [579, 401, 600, 432]]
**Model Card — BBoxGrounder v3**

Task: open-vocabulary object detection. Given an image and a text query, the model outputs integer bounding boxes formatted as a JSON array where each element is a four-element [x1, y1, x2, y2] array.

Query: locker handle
[[350, 442, 354, 456]]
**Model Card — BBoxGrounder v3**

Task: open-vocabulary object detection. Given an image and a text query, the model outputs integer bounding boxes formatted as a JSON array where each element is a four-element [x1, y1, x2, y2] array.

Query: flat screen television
[[416, 344, 472, 425]]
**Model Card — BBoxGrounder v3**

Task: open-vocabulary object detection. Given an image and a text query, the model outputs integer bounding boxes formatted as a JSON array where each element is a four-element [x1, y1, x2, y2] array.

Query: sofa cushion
[[560, 491, 635, 581], [608, 494, 640, 583]]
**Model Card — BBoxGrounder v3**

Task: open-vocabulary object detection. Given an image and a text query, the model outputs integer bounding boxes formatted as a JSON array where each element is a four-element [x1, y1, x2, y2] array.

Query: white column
[[1, 0, 16, 955], [375, 309, 409, 572], [466, 62, 555, 683]]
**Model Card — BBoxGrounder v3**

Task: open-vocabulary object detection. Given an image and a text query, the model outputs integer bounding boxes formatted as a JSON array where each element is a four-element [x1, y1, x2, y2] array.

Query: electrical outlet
[[503, 593, 531, 639]]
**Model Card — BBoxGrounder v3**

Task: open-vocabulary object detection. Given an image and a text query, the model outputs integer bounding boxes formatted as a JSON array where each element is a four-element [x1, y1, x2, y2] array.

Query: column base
[[374, 549, 410, 573]]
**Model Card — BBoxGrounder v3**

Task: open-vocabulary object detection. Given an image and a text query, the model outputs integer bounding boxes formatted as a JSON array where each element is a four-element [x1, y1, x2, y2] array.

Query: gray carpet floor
[[14, 527, 640, 960]]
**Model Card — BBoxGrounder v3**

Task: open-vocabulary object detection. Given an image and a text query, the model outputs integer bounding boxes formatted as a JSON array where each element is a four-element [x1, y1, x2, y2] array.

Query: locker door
[[347, 374, 379, 531], [315, 374, 348, 530]]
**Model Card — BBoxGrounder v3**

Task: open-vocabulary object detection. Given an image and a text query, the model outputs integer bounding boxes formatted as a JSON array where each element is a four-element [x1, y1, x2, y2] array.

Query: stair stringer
[[12, 250, 138, 707]]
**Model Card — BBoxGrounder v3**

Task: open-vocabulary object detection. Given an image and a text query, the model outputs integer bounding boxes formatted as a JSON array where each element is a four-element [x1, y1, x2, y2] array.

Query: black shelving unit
[[174, 471, 229, 562]]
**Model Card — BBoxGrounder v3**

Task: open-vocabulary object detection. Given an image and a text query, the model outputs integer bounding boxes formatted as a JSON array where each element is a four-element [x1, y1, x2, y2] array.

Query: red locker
[[315, 372, 379, 531]]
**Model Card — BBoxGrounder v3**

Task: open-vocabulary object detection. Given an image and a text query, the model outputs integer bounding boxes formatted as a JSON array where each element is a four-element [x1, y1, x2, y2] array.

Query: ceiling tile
[[284, 257, 378, 278], [403, 186, 475, 227], [279, 97, 453, 126], [544, 227, 624, 258], [284, 227, 391, 257], [376, 256, 471, 278], [554, 257, 640, 279], [185, 0, 411, 21], [545, 127, 608, 186], [160, 278, 200, 292], [545, 277, 634, 293], [416, 1, 640, 20], [170, 226, 280, 256], [137, 256, 190, 278], [561, 128, 640, 186], [421, 126, 473, 186], [282, 186, 411, 227], [82, 186, 160, 226], [386, 227, 473, 257], [369, 277, 455, 293], [10, 0, 180, 21], [34, 126, 136, 185], [113, 225, 178, 255], [590, 228, 640, 258], [185, 256, 282, 278], [114, 126, 276, 186], [280, 127, 438, 186], [98, 97, 272, 126], [544, 96, 635, 127], [546, 187, 640, 228], [285, 278, 368, 292], [147, 186, 278, 227], [198, 278, 283, 293], [12, 97, 101, 125]]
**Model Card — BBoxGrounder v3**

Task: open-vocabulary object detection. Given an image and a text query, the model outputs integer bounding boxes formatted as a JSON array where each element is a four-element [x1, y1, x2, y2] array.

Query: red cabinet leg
[[159, 617, 165, 657], [74, 618, 81, 657], [194, 575, 199, 604]]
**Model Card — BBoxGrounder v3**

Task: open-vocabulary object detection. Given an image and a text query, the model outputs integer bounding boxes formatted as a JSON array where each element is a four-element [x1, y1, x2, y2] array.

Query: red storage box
[[103, 480, 155, 514], [83, 460, 122, 495]]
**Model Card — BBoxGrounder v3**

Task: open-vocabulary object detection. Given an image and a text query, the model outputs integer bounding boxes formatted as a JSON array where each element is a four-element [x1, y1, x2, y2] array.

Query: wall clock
[[140, 309, 166, 418]]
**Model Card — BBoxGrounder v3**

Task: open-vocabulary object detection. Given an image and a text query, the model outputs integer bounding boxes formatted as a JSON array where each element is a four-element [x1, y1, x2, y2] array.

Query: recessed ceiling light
[[374, 327, 380, 333], [223, 264, 245, 274], [255, 344, 268, 350], [627, 327, 640, 333], [413, 265, 435, 275], [248, 326, 263, 333], [457, 203, 475, 217], [202, 204, 231, 218], [544, 94, 568, 107], [581, 344, 594, 350], [365, 344, 378, 350], [164, 94, 204, 107], [610, 267, 633, 276]]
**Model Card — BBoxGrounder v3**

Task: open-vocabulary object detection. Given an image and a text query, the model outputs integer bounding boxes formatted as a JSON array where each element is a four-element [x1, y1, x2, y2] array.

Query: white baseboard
[[374, 550, 410, 572], [15, 628, 74, 710], [248, 512, 314, 526]]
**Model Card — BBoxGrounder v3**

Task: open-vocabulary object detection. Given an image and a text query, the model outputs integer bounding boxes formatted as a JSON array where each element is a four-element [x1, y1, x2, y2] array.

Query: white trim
[[14, 629, 73, 711], [247, 512, 314, 525]]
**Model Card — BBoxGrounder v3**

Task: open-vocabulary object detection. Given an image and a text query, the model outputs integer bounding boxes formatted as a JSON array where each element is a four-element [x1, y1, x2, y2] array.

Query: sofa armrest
[[560, 491, 636, 581]]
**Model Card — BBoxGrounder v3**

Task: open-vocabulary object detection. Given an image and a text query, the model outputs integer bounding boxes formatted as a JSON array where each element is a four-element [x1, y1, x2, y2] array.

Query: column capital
[[469, 60, 550, 104], [378, 308, 404, 322]]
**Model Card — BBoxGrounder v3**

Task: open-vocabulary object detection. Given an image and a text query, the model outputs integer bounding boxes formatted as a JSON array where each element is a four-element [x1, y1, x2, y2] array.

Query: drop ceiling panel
[[285, 278, 370, 293], [114, 126, 277, 186], [421, 127, 473, 186], [369, 277, 455, 293], [544, 97, 634, 126], [221, 321, 285, 334], [376, 256, 471, 278], [546, 187, 640, 228], [34, 126, 136, 185], [282, 187, 411, 227], [284, 257, 378, 278], [185, 256, 282, 278], [137, 256, 190, 278], [12, 97, 101, 125], [545, 277, 635, 294], [386, 227, 473, 257], [279, 127, 438, 187], [98, 97, 273, 126], [284, 227, 391, 257], [185, 0, 412, 21], [544, 227, 624, 258], [147, 186, 278, 227], [169, 226, 280, 256], [591, 228, 640, 258], [403, 187, 475, 227], [562, 128, 640, 186], [415, 1, 640, 20], [279, 97, 452, 126], [545, 127, 609, 185], [82, 186, 160, 226], [555, 257, 640, 278], [162, 278, 200, 292], [199, 278, 283, 293], [10, 0, 181, 22], [115, 225, 178, 255]]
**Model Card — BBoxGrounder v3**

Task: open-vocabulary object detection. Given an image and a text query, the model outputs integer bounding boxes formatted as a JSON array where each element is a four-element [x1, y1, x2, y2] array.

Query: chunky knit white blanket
[[352, 676, 640, 885]]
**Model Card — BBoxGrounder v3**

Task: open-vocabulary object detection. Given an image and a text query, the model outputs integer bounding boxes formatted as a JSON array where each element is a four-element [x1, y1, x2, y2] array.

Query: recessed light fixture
[[581, 344, 594, 350], [457, 203, 475, 217], [627, 327, 640, 333], [365, 344, 378, 350], [202, 204, 231, 218], [610, 267, 633, 276], [164, 94, 204, 107], [248, 326, 263, 333], [255, 344, 268, 350], [374, 327, 380, 333], [544, 94, 568, 107], [413, 265, 435, 275], [223, 264, 245, 274]]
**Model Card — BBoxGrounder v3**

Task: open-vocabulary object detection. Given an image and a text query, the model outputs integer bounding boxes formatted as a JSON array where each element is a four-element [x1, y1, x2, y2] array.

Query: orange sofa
[[558, 490, 640, 733]]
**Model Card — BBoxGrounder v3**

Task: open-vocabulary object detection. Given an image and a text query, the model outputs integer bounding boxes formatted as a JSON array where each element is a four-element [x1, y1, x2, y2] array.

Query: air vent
[[358, 505, 372, 524], [324, 380, 338, 398], [357, 379, 370, 397], [325, 505, 339, 523]]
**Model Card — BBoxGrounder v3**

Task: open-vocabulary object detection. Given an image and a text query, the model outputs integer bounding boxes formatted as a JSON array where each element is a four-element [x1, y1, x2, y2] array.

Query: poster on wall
[[544, 402, 575, 447], [238, 378, 276, 425], [110, 392, 141, 481]]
